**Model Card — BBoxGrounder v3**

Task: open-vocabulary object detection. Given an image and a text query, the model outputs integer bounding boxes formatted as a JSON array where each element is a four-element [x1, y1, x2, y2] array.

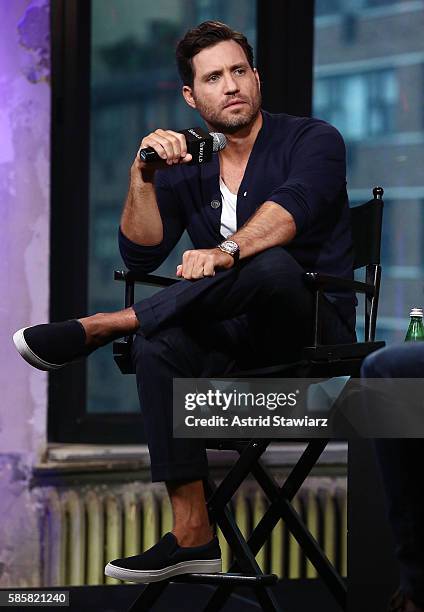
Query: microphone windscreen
[[211, 132, 227, 152]]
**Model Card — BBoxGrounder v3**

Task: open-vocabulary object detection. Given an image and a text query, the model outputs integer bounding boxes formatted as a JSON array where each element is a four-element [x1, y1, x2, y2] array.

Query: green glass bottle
[[405, 307, 424, 342]]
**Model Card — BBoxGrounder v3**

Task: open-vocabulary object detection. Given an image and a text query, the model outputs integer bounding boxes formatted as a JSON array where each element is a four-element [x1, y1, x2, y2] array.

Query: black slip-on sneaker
[[13, 320, 90, 371], [104, 532, 222, 583]]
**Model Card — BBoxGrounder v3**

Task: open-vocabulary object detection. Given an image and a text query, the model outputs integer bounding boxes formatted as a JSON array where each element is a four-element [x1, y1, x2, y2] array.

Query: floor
[[61, 579, 348, 612]]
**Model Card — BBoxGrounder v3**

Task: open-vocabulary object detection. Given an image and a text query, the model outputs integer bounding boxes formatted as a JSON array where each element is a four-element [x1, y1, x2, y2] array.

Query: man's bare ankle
[[78, 313, 110, 347], [172, 524, 214, 547], [78, 309, 139, 348]]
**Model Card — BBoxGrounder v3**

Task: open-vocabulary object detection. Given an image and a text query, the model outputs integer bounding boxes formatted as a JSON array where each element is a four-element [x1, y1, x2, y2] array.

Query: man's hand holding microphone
[[135, 129, 193, 176], [127, 127, 234, 280]]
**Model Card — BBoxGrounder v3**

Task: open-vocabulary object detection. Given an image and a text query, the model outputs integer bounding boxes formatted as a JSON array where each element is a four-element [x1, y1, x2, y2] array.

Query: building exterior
[[314, 0, 424, 342]]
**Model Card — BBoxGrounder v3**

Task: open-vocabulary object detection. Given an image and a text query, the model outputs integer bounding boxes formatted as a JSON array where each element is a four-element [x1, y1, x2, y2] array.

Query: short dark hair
[[176, 20, 254, 88]]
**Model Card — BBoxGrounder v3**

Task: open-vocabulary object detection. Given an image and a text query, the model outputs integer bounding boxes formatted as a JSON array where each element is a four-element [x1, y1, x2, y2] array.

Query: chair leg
[[207, 440, 271, 512], [203, 477, 283, 612], [127, 581, 168, 612], [235, 440, 328, 560], [213, 440, 346, 610], [251, 459, 347, 610], [280, 440, 329, 499], [205, 477, 265, 574], [126, 440, 341, 612]]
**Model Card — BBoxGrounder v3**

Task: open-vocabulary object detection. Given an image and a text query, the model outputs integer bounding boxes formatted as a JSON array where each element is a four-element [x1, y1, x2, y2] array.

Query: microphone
[[139, 127, 226, 165]]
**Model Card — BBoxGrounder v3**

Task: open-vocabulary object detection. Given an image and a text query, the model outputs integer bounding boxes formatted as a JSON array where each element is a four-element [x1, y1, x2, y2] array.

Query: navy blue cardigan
[[119, 110, 355, 328]]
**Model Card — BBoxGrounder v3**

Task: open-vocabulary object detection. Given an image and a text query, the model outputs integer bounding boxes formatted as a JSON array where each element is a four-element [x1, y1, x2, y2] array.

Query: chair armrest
[[304, 272, 375, 296], [113, 269, 179, 374], [302, 341, 386, 377], [114, 270, 179, 287], [302, 341, 385, 362]]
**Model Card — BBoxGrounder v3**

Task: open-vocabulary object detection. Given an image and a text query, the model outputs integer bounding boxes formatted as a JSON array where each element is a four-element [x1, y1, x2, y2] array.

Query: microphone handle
[[139, 127, 213, 164], [139, 139, 200, 162], [139, 148, 162, 162]]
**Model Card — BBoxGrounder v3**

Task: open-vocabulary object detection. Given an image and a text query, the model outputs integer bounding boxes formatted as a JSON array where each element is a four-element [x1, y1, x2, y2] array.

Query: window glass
[[314, 70, 398, 140], [316, 0, 403, 17], [314, 0, 424, 343], [88, 0, 256, 413]]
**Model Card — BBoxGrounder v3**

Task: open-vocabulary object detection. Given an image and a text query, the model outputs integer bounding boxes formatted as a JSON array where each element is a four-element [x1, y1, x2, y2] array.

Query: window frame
[[49, 0, 315, 443]]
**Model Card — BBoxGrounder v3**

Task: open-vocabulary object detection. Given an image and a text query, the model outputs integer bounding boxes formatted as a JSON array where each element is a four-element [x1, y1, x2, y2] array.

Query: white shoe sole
[[104, 558, 222, 583], [12, 327, 66, 372]]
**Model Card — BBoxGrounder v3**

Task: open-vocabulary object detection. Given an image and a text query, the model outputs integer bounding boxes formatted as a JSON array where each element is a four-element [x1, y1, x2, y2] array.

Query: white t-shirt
[[219, 177, 237, 238]]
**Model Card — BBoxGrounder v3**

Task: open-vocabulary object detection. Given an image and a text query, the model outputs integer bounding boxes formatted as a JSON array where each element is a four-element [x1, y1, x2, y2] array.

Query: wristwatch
[[217, 239, 240, 264]]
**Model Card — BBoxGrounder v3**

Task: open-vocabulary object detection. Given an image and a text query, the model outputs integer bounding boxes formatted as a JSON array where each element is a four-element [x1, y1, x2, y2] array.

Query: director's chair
[[113, 187, 385, 611]]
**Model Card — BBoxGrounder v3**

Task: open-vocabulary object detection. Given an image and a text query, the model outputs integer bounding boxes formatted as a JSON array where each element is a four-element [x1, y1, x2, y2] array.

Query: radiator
[[37, 478, 346, 586]]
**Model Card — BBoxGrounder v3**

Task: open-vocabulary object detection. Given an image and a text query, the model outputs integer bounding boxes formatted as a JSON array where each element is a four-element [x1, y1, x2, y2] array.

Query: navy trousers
[[361, 343, 424, 606], [131, 247, 355, 482]]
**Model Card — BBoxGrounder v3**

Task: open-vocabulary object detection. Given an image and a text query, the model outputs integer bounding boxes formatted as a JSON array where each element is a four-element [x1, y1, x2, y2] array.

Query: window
[[314, 70, 398, 141], [316, 0, 401, 17], [87, 0, 257, 414], [314, 0, 424, 343], [50, 1, 315, 441]]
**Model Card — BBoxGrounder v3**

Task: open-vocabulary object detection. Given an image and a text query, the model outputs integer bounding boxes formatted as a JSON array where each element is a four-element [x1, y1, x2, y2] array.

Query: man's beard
[[194, 88, 262, 135]]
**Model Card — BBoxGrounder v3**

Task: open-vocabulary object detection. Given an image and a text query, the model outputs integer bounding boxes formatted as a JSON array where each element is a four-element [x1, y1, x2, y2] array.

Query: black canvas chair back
[[351, 189, 383, 269], [302, 186, 384, 370], [113, 187, 385, 611], [350, 186, 384, 342]]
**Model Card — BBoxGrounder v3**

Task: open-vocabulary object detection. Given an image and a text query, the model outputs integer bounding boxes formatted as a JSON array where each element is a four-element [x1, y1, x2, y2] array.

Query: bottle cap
[[410, 307, 423, 318]]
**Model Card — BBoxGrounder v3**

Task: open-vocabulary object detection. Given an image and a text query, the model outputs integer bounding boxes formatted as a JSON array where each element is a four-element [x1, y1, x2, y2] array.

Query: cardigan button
[[210, 200, 221, 209]]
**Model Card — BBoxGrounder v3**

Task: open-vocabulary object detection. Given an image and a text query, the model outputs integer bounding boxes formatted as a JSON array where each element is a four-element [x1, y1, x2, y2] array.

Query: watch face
[[222, 240, 238, 254]]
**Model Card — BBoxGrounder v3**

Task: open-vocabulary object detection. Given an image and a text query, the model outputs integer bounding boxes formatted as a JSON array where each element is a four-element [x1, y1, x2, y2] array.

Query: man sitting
[[13, 21, 356, 583]]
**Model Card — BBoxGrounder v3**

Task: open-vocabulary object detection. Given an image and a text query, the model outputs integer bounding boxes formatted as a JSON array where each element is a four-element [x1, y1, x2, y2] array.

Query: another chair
[[112, 187, 385, 612]]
